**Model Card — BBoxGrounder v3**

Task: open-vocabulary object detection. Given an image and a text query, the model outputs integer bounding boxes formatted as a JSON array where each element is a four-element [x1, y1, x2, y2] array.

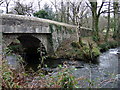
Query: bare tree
[[50, 0, 89, 25], [69, 0, 89, 25], [4, 0, 11, 13], [50, 0, 59, 20], [87, 0, 105, 41], [38, 0, 42, 10], [0, 0, 3, 6], [11, 1, 34, 16]]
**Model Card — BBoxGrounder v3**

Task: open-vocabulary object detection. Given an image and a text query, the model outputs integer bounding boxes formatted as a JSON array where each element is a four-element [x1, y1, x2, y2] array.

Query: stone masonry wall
[[3, 34, 53, 54], [1, 14, 92, 53], [51, 25, 78, 51]]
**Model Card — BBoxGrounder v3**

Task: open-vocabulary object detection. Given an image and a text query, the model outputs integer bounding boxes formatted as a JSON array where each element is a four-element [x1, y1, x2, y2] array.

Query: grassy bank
[[53, 37, 119, 63], [54, 37, 100, 63]]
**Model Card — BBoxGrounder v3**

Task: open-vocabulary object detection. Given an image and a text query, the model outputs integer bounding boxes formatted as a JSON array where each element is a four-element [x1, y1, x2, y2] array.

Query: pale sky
[[0, 0, 116, 14]]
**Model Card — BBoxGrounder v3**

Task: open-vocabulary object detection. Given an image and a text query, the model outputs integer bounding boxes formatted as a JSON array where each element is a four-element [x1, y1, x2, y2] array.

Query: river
[[72, 47, 120, 88], [6, 47, 120, 88]]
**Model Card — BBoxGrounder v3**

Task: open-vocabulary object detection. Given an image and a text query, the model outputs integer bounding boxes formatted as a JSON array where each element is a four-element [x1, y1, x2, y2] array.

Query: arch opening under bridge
[[8, 35, 47, 71]]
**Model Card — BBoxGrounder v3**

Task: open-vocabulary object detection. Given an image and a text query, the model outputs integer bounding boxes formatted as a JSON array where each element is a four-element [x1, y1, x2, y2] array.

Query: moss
[[49, 24, 54, 33], [92, 47, 101, 57], [72, 45, 100, 61]]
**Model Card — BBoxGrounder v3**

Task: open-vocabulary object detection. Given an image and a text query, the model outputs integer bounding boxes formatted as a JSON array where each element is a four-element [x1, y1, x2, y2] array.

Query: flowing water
[[43, 47, 120, 88], [6, 47, 120, 88], [72, 47, 120, 88]]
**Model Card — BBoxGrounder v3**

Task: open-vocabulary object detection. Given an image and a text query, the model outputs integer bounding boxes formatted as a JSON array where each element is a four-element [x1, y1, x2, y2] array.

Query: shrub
[[71, 40, 101, 62], [2, 60, 22, 88], [48, 65, 78, 88], [98, 41, 119, 52]]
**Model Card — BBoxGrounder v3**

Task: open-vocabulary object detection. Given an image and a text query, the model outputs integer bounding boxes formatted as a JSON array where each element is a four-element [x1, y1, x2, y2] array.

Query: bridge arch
[[6, 35, 47, 70], [17, 35, 47, 62]]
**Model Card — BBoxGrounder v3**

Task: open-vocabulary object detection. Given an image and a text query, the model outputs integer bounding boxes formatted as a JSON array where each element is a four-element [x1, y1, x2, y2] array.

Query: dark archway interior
[[17, 35, 44, 71]]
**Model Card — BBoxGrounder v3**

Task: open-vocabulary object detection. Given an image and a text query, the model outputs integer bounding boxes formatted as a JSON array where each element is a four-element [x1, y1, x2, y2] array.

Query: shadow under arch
[[17, 35, 47, 71]]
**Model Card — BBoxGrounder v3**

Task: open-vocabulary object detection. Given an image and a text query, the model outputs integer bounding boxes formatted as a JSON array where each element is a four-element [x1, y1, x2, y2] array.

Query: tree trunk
[[105, 1, 110, 41], [60, 0, 66, 23], [72, 4, 76, 25], [113, 1, 119, 39], [116, 13, 120, 40], [66, 1, 69, 23], [89, 1, 104, 42], [92, 10, 100, 41], [94, 16, 99, 41], [6, 4, 9, 13]]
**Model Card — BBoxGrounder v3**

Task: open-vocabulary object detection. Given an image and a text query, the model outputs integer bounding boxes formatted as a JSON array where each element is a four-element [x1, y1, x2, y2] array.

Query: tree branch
[[98, 1, 105, 17], [85, 2, 92, 10], [0, 0, 3, 5]]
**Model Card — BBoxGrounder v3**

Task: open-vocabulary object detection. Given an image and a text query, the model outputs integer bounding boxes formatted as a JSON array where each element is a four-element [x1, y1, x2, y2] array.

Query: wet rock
[[6, 54, 22, 70]]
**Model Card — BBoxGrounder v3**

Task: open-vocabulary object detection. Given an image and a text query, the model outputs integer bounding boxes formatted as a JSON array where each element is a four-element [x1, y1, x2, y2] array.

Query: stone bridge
[[0, 14, 92, 56], [0, 14, 92, 69]]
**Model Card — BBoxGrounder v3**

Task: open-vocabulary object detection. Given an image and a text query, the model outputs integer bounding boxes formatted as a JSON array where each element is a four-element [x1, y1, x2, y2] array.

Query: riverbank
[[51, 37, 120, 63]]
